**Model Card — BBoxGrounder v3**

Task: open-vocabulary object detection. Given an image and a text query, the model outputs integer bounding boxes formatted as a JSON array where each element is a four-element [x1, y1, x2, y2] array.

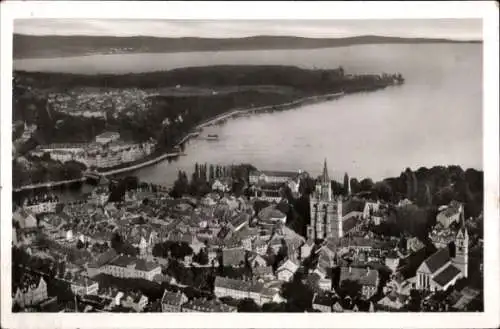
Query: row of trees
[[152, 241, 193, 260], [345, 166, 483, 218], [110, 232, 139, 257], [171, 163, 256, 198]]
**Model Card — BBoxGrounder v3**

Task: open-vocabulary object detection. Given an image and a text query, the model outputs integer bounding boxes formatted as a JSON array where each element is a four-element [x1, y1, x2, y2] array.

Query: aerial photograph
[[10, 17, 484, 314]]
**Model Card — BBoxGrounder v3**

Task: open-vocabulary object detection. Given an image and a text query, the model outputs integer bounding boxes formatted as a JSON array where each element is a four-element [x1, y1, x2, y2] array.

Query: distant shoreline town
[[13, 34, 481, 60]]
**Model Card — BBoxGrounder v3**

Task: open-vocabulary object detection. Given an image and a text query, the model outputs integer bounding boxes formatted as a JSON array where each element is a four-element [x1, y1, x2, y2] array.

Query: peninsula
[[13, 65, 404, 188]]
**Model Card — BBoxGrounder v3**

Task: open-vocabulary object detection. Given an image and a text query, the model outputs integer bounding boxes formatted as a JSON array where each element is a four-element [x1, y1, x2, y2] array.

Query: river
[[14, 43, 482, 186]]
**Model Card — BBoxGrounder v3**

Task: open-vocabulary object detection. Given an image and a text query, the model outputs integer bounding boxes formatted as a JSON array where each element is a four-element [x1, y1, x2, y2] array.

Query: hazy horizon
[[14, 19, 482, 41]]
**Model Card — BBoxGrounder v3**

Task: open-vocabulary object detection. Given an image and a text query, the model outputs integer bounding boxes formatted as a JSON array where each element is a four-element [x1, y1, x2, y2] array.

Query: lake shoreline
[[14, 90, 355, 191], [102, 91, 348, 177]]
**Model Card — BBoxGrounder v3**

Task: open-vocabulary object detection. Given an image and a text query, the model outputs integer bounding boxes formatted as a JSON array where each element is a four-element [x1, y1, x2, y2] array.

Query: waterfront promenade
[[13, 177, 87, 192]]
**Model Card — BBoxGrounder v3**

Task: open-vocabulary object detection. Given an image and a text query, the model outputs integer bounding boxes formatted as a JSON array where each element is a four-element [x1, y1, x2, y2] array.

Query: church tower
[[453, 207, 469, 278], [307, 159, 343, 241]]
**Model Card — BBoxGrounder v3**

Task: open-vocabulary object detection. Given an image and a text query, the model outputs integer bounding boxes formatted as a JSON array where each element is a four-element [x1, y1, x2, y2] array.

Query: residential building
[[376, 291, 408, 311], [95, 131, 120, 145], [300, 240, 315, 260], [214, 276, 267, 305], [222, 247, 246, 267], [23, 195, 59, 214], [181, 297, 236, 312], [385, 251, 400, 273], [212, 178, 232, 193], [248, 252, 268, 268], [228, 213, 250, 232], [252, 237, 269, 255], [121, 293, 149, 312], [13, 275, 48, 308], [340, 267, 380, 299], [363, 200, 381, 220], [252, 185, 283, 203], [100, 255, 162, 281], [252, 266, 275, 281], [436, 201, 464, 229], [312, 293, 337, 312], [69, 277, 99, 296], [249, 170, 300, 185], [276, 258, 300, 282], [161, 289, 188, 312], [13, 207, 37, 230], [258, 206, 287, 224]]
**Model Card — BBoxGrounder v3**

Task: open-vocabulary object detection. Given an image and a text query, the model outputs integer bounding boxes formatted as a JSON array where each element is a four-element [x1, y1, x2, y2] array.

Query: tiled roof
[[253, 266, 273, 277], [222, 248, 246, 267], [214, 276, 264, 293], [313, 293, 337, 307], [423, 248, 450, 274], [342, 199, 366, 217], [340, 267, 379, 287], [230, 213, 250, 229], [134, 259, 160, 272], [182, 297, 236, 312], [96, 131, 120, 139], [258, 206, 286, 221], [161, 289, 185, 306], [343, 217, 359, 232], [109, 255, 135, 267], [432, 264, 461, 287], [250, 170, 298, 179], [277, 259, 299, 274]]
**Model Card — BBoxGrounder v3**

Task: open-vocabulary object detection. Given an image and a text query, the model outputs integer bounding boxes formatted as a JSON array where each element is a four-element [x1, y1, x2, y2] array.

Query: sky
[[14, 19, 482, 40]]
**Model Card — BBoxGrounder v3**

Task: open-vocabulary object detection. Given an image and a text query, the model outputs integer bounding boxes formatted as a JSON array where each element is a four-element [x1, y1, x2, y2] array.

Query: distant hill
[[13, 34, 482, 59]]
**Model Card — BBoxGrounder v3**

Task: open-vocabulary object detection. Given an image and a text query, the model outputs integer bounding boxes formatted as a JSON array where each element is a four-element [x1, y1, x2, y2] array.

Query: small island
[[13, 65, 404, 189]]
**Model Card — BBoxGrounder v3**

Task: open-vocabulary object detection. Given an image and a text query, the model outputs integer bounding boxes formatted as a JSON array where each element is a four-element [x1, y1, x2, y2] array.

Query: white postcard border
[[1, 1, 498, 328]]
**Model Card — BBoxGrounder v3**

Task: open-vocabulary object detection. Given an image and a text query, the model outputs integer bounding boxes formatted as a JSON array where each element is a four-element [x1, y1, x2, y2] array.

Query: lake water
[[15, 44, 482, 185]]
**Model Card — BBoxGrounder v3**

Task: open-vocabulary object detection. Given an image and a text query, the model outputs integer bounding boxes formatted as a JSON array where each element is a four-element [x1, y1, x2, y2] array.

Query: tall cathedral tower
[[307, 159, 343, 241], [453, 206, 469, 278]]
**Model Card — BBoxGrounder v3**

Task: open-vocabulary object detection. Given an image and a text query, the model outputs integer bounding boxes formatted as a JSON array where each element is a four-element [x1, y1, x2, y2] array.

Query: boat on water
[[206, 134, 219, 141]]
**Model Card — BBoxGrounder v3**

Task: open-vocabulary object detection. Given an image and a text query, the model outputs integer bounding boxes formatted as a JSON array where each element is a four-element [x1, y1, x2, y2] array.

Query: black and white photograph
[[1, 1, 499, 328]]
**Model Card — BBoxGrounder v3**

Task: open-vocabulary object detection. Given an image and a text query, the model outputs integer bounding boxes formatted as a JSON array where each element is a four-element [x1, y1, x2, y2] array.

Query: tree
[[237, 298, 261, 312], [209, 164, 215, 181], [373, 181, 392, 202], [425, 184, 433, 206], [58, 261, 66, 277], [194, 248, 209, 265], [359, 178, 374, 192], [343, 172, 350, 196], [171, 170, 189, 197], [76, 239, 84, 249], [280, 276, 314, 311], [338, 279, 362, 299], [262, 302, 286, 312], [405, 168, 415, 200], [169, 242, 193, 260], [350, 178, 361, 194], [407, 289, 422, 312]]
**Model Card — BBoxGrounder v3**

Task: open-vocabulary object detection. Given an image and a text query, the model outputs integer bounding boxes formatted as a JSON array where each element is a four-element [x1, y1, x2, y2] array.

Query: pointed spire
[[322, 158, 330, 183]]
